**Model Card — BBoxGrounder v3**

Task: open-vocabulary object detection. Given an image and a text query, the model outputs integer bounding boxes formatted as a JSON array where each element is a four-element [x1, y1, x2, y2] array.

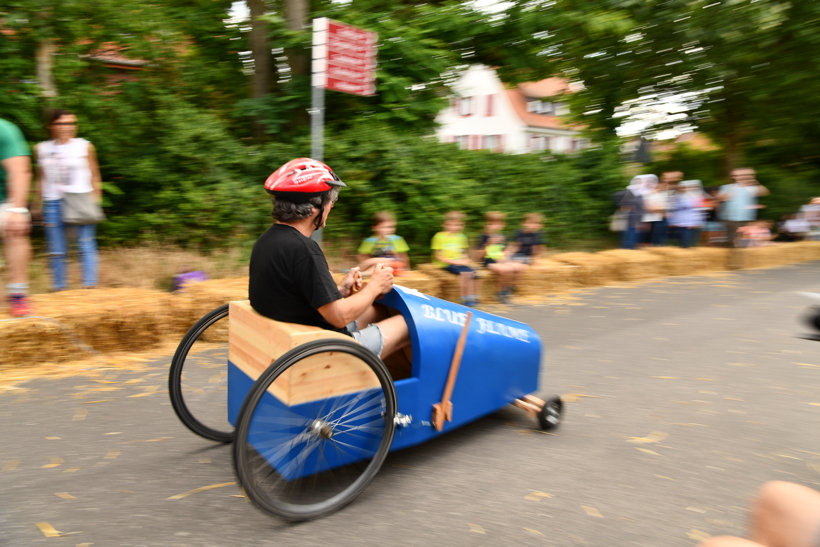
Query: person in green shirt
[[0, 118, 33, 316], [356, 211, 410, 276], [431, 210, 481, 307]]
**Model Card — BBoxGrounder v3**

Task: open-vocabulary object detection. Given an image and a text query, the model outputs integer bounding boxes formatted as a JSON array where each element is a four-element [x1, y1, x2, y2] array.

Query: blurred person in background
[[641, 177, 671, 247], [475, 211, 526, 304], [509, 212, 546, 263], [775, 214, 809, 242], [356, 211, 410, 276], [0, 118, 33, 316], [669, 180, 707, 248], [718, 168, 770, 248], [32, 110, 102, 291], [800, 197, 820, 240], [701, 186, 726, 246], [697, 481, 820, 547], [431, 210, 481, 307], [618, 175, 655, 250]]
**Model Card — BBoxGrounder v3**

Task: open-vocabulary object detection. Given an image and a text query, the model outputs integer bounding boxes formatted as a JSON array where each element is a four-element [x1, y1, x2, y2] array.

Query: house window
[[526, 99, 554, 115], [484, 135, 497, 150], [529, 135, 552, 152], [486, 94, 495, 117], [555, 101, 570, 116], [459, 97, 473, 116]]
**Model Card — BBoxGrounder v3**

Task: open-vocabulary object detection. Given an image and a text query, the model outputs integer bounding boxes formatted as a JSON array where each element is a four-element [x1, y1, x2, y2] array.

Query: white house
[[436, 65, 588, 154]]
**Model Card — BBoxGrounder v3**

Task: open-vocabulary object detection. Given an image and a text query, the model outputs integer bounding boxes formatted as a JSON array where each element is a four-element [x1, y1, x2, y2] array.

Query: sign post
[[310, 17, 377, 244]]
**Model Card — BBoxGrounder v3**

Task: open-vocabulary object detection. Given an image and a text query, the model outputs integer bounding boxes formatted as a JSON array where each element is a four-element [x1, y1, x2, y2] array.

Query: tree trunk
[[248, 0, 271, 141], [285, 0, 308, 77], [36, 39, 57, 98]]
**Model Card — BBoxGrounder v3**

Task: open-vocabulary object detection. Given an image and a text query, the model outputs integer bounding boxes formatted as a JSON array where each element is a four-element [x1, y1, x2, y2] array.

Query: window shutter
[[486, 94, 494, 117]]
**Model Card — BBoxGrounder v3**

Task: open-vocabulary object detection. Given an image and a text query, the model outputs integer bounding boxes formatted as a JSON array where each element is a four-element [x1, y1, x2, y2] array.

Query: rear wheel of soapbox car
[[537, 396, 563, 431], [168, 304, 234, 444], [233, 339, 397, 522]]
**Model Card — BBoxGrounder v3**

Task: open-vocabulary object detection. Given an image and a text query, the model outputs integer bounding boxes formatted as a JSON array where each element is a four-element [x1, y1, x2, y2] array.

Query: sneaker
[[8, 293, 34, 317], [497, 290, 510, 305]]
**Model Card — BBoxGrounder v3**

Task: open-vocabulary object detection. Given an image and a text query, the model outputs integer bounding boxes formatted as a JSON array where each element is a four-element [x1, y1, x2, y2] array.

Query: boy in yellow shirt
[[431, 211, 480, 307]]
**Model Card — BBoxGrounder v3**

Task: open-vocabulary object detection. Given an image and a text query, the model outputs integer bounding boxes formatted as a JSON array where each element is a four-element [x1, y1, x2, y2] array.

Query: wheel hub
[[310, 420, 333, 439]]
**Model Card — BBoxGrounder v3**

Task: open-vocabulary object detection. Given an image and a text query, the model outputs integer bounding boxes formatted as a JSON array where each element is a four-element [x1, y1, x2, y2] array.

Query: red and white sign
[[312, 18, 377, 96]]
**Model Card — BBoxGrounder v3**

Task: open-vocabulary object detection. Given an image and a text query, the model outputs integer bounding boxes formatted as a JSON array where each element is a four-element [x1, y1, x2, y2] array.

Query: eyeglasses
[[52, 122, 77, 126]]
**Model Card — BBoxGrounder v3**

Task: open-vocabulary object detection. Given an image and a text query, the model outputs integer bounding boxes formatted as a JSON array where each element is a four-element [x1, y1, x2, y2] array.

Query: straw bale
[[173, 277, 248, 326], [0, 288, 178, 368], [517, 259, 582, 297], [692, 247, 730, 272], [392, 271, 440, 297], [595, 250, 664, 281], [549, 252, 622, 286]]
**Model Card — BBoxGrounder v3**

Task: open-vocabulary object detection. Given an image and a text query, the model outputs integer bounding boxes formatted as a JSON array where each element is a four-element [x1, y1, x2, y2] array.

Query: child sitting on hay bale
[[509, 212, 547, 264], [431, 211, 481, 307], [356, 211, 410, 276], [475, 211, 527, 304]]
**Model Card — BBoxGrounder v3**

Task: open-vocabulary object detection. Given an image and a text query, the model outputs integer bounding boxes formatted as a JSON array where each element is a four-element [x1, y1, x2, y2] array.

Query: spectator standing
[[642, 179, 670, 246], [669, 180, 706, 248], [701, 186, 725, 246], [32, 110, 102, 290], [619, 175, 655, 250], [0, 118, 34, 316], [718, 168, 770, 248]]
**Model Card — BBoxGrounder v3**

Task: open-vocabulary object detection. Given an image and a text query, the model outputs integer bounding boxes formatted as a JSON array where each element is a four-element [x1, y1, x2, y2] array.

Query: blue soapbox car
[[169, 285, 562, 521]]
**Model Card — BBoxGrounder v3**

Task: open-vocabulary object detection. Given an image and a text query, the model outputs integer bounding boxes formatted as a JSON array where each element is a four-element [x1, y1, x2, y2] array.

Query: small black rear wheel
[[538, 396, 563, 431], [168, 304, 234, 443]]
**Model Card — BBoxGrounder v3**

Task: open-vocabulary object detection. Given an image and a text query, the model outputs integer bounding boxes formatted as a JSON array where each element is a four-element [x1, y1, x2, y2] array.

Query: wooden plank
[[229, 301, 371, 406]]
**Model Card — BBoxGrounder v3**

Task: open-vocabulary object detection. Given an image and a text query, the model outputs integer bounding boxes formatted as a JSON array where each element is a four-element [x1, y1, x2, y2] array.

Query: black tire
[[168, 304, 234, 443], [537, 396, 563, 431], [805, 307, 820, 332], [233, 339, 397, 522]]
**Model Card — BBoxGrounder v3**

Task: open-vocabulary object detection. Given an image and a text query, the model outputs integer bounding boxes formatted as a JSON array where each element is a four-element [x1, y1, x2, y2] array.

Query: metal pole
[[310, 85, 325, 245], [310, 18, 327, 244]]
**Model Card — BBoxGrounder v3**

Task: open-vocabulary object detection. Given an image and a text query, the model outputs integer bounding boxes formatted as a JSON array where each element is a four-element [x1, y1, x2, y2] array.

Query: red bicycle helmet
[[264, 158, 346, 203]]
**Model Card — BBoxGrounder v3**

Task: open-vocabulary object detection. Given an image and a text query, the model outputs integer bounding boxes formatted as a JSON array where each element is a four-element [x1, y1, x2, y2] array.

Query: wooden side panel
[[228, 301, 370, 406]]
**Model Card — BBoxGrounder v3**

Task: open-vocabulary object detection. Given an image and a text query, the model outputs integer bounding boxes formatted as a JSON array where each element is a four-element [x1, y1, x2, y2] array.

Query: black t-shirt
[[514, 230, 545, 256], [249, 224, 344, 333]]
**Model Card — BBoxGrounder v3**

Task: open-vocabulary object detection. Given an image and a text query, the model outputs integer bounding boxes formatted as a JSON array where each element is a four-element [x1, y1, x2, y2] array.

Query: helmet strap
[[313, 204, 324, 231]]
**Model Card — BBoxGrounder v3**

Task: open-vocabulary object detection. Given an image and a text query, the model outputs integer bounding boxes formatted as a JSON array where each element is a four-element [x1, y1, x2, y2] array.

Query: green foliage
[[315, 123, 625, 259]]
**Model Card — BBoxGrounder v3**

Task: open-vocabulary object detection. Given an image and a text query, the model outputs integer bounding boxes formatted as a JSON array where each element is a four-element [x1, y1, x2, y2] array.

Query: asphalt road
[[3, 262, 820, 547]]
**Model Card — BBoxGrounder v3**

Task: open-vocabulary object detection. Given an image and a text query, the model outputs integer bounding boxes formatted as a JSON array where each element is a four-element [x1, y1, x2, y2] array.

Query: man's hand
[[337, 267, 363, 298], [368, 262, 394, 296], [3, 211, 31, 238]]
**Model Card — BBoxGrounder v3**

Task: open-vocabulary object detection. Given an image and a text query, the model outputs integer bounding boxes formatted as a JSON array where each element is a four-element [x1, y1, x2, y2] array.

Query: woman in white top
[[33, 110, 102, 290]]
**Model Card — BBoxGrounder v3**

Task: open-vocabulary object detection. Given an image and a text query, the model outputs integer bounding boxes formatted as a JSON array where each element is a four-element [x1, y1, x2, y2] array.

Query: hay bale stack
[[393, 271, 440, 297], [693, 247, 730, 271], [646, 247, 698, 276], [0, 318, 83, 369], [596, 250, 664, 281], [550, 252, 623, 286], [0, 288, 178, 368], [517, 259, 581, 297], [173, 277, 248, 329], [791, 241, 820, 263]]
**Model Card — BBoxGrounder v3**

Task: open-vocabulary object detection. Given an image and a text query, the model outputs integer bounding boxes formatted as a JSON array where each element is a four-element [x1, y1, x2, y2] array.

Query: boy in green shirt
[[431, 211, 481, 307], [357, 211, 410, 276]]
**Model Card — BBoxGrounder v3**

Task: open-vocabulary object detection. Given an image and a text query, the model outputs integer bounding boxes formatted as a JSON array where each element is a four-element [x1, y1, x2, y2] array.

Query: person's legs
[[459, 271, 474, 301], [76, 223, 99, 288], [42, 200, 67, 290], [621, 224, 637, 249], [373, 313, 410, 358]]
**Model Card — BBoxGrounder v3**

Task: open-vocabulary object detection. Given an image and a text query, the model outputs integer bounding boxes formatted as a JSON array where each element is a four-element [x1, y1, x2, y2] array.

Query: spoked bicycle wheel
[[234, 339, 397, 521], [168, 304, 234, 443]]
